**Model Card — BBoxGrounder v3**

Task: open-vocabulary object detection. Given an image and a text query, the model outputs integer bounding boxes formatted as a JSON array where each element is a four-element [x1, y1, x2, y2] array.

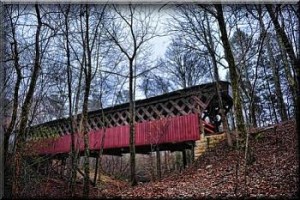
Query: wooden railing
[[203, 121, 215, 135]]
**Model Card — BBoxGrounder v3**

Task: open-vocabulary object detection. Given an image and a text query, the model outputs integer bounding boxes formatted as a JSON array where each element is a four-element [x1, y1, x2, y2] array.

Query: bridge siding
[[34, 114, 200, 155]]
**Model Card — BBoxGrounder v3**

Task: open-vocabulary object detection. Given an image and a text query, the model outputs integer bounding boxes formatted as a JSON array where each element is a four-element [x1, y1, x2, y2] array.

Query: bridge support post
[[156, 147, 161, 180], [182, 149, 187, 168], [93, 156, 99, 186], [191, 144, 195, 162], [60, 157, 66, 177]]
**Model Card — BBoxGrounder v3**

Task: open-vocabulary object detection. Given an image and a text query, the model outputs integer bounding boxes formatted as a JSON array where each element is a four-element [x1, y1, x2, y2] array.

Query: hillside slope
[[104, 120, 299, 199], [17, 120, 299, 199]]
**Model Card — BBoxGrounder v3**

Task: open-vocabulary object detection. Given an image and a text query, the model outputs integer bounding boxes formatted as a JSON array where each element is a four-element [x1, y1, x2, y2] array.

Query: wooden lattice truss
[[27, 81, 233, 139]]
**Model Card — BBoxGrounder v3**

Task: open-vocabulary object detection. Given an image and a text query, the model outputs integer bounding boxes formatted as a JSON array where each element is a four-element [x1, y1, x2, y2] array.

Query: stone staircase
[[194, 133, 226, 158], [194, 121, 226, 159]]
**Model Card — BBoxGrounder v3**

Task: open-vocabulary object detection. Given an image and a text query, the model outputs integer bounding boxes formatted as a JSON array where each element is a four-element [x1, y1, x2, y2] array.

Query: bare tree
[[79, 4, 97, 196], [266, 4, 300, 137], [139, 72, 171, 98], [168, 5, 233, 145], [255, 5, 288, 122], [158, 36, 209, 89], [12, 4, 43, 195], [104, 4, 159, 186], [56, 4, 79, 196], [200, 10, 233, 146], [0, 2, 5, 198], [214, 5, 247, 142], [3, 5, 23, 164]]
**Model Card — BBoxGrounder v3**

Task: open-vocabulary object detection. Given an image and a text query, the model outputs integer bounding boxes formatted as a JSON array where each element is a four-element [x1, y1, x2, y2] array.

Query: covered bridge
[[25, 81, 233, 158]]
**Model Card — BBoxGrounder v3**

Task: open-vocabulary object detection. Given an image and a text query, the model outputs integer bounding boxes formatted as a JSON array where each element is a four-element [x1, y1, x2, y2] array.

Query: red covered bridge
[[26, 81, 233, 157]]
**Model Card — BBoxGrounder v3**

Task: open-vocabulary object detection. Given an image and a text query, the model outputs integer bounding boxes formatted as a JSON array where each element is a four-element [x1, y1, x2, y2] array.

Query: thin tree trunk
[[266, 5, 300, 139], [107, 5, 153, 186], [82, 4, 92, 197], [235, 28, 258, 128], [249, 99, 257, 128], [204, 12, 232, 146], [129, 58, 137, 186], [4, 10, 23, 171], [269, 54, 288, 122], [12, 4, 42, 196], [156, 146, 161, 180], [61, 4, 78, 196], [263, 65, 279, 124], [82, 47, 91, 198], [266, 5, 298, 70], [0, 3, 5, 198], [215, 5, 247, 143], [280, 45, 297, 106], [96, 97, 106, 185], [4, 15, 22, 159], [258, 8, 288, 121]]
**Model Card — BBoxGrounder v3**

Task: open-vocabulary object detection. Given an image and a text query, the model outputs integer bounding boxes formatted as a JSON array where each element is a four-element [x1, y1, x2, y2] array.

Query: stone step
[[195, 148, 206, 152], [194, 133, 226, 159]]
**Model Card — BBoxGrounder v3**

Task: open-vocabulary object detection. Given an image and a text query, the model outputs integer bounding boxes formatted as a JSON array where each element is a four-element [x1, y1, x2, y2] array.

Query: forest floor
[[19, 120, 299, 199]]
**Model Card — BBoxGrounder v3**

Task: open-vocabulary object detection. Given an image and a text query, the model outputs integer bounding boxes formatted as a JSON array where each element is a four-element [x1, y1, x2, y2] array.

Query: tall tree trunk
[[258, 7, 288, 121], [61, 5, 78, 196], [250, 101, 257, 127], [266, 4, 300, 148], [156, 146, 161, 179], [4, 9, 22, 163], [235, 29, 258, 128], [107, 4, 154, 186], [96, 95, 106, 185], [266, 5, 298, 72], [263, 65, 279, 124], [267, 44, 288, 122], [214, 66, 232, 146], [0, 3, 5, 198], [12, 4, 42, 196], [82, 4, 92, 197], [129, 58, 137, 186], [215, 5, 247, 142], [280, 43, 297, 107], [204, 12, 232, 146]]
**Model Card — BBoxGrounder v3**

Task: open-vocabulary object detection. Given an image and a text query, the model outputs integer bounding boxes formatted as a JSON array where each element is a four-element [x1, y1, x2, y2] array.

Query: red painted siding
[[32, 114, 200, 155]]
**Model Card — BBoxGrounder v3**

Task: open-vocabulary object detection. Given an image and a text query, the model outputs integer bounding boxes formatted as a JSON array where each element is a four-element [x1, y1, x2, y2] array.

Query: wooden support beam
[[182, 149, 187, 168], [191, 144, 195, 162], [156, 147, 161, 180], [60, 158, 66, 177], [93, 156, 99, 186]]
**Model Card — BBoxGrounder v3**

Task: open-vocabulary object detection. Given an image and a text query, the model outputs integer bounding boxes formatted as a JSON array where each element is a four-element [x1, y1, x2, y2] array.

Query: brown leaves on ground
[[108, 120, 299, 199], [20, 120, 299, 199]]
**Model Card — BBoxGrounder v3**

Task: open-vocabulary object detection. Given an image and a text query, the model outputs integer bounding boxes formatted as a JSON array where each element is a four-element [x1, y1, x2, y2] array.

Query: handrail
[[203, 121, 215, 135]]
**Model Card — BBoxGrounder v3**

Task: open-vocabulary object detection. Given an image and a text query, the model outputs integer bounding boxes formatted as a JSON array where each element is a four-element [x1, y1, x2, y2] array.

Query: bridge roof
[[89, 81, 231, 115]]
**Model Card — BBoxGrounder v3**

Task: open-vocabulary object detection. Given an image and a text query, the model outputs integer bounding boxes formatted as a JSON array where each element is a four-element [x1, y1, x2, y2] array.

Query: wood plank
[[116, 111, 129, 125], [158, 103, 176, 117], [140, 106, 156, 121], [169, 100, 187, 115], [191, 96, 207, 109]]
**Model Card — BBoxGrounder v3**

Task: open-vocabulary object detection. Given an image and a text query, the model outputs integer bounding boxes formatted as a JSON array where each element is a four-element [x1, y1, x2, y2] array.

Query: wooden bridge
[[25, 81, 233, 159]]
